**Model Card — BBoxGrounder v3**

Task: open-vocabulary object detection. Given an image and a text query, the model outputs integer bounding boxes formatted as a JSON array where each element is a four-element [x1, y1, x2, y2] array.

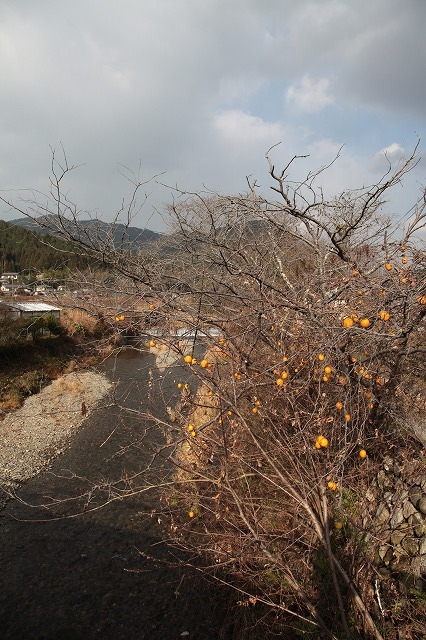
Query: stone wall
[[364, 456, 426, 590]]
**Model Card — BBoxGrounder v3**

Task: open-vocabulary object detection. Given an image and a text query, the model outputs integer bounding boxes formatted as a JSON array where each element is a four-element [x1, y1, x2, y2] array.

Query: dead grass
[[174, 377, 221, 481], [60, 307, 98, 333], [53, 376, 86, 396]]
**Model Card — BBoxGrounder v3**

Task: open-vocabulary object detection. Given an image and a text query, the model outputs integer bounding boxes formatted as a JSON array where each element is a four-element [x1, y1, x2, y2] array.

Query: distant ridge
[[9, 215, 162, 249], [0, 219, 96, 272]]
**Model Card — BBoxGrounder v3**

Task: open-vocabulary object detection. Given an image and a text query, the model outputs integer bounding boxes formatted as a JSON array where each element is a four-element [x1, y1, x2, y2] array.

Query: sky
[[0, 0, 425, 232]]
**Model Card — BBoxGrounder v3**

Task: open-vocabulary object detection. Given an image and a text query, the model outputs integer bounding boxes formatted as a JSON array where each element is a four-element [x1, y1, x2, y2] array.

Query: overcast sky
[[0, 0, 425, 231]]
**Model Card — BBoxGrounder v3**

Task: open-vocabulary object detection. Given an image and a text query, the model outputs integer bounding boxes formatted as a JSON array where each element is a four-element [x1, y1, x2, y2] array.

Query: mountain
[[0, 220, 97, 273], [9, 215, 161, 249]]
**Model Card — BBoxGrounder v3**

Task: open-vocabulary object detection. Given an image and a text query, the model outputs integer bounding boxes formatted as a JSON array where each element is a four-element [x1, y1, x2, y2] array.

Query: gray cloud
[[0, 0, 424, 230]]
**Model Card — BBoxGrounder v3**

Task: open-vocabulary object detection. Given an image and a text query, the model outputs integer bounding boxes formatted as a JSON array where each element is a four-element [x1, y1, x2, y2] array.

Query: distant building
[[0, 272, 19, 282], [34, 284, 54, 295], [0, 283, 20, 294], [0, 302, 61, 321]]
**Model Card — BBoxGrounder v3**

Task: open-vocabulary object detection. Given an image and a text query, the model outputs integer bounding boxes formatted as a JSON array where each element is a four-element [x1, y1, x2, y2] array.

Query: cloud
[[213, 110, 284, 146], [286, 76, 335, 112], [337, 2, 426, 117], [380, 143, 405, 158], [369, 142, 407, 173], [0, 0, 423, 230]]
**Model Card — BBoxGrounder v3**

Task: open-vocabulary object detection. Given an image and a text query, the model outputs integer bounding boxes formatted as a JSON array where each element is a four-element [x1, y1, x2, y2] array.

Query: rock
[[394, 544, 409, 559], [401, 536, 420, 556], [420, 538, 426, 556], [410, 556, 426, 587], [377, 469, 393, 491], [384, 547, 395, 566], [390, 507, 405, 529], [418, 496, 426, 515], [379, 544, 391, 561], [414, 577, 425, 590], [390, 553, 410, 572], [376, 504, 391, 528], [392, 487, 408, 504], [383, 491, 393, 506], [403, 500, 418, 520], [409, 485, 422, 508], [408, 512, 426, 538], [391, 530, 407, 546]]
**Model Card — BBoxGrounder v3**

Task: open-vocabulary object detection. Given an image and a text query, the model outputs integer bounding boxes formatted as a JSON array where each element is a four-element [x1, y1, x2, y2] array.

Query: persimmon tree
[[149, 145, 424, 639], [2, 145, 425, 639]]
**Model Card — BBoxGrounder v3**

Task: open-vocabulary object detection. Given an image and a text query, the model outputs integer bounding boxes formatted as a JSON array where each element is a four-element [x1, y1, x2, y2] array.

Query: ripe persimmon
[[317, 436, 329, 448]]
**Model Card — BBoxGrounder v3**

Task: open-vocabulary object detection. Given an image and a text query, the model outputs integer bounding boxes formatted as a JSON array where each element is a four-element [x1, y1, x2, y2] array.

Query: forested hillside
[[11, 215, 161, 248], [0, 220, 94, 272]]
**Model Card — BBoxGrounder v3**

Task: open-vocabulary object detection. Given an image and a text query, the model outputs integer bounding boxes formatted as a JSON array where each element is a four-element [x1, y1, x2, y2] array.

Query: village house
[[0, 301, 61, 321], [0, 272, 19, 282], [0, 272, 32, 295], [34, 284, 54, 295], [0, 282, 21, 295]]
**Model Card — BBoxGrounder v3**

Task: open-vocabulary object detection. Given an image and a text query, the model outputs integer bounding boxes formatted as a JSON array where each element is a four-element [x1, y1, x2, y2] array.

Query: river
[[0, 347, 246, 640]]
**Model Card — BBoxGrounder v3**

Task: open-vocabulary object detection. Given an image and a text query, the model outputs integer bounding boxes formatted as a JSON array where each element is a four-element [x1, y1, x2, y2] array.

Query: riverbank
[[0, 370, 112, 507], [0, 337, 184, 509]]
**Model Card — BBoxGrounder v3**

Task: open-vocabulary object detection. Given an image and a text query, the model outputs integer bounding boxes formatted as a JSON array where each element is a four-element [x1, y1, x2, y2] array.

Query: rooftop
[[4, 302, 61, 312]]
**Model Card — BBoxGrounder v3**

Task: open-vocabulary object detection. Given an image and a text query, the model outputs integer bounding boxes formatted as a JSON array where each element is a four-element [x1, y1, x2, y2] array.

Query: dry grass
[[53, 376, 86, 396], [60, 307, 98, 333], [174, 379, 220, 480]]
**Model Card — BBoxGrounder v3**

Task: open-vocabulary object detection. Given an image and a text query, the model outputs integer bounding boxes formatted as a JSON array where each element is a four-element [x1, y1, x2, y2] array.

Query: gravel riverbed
[[0, 370, 112, 506]]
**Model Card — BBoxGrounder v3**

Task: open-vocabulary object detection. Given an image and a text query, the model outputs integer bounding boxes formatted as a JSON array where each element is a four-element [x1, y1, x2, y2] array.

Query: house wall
[[0, 306, 60, 321], [20, 310, 60, 319]]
